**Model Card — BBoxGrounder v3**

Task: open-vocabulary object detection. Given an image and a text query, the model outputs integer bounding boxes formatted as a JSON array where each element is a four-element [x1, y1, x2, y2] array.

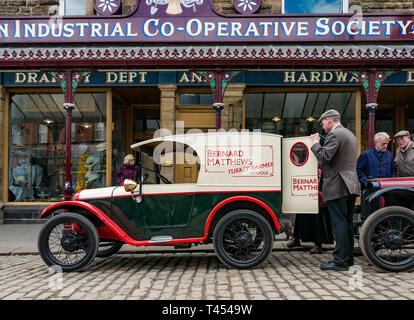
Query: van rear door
[[282, 137, 318, 214]]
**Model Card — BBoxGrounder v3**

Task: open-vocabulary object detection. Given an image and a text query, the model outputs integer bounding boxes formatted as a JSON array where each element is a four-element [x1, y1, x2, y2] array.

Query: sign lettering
[[205, 145, 274, 177], [0, 1, 413, 44]]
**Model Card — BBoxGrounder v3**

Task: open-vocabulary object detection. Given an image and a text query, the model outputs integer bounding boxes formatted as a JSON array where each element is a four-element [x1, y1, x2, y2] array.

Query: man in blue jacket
[[357, 132, 397, 186]]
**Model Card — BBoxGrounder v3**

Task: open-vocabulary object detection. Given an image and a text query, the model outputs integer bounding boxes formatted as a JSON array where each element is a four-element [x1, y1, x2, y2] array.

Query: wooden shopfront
[[1, 0, 414, 220]]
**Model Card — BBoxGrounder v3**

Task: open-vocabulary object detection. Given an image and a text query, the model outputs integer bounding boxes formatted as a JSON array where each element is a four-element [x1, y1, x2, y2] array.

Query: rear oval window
[[290, 142, 309, 166]]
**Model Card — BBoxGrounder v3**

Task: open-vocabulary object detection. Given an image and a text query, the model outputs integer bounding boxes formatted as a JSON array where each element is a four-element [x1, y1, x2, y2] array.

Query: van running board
[[149, 236, 173, 243]]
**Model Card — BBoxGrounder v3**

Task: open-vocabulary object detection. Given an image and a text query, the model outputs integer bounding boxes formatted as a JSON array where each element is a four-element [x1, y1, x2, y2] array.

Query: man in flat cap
[[394, 130, 414, 177], [310, 109, 360, 271]]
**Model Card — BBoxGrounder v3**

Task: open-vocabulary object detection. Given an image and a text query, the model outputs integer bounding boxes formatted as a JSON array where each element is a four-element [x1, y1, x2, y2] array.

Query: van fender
[[367, 187, 414, 205], [41, 201, 130, 243], [363, 187, 414, 219], [204, 195, 280, 236]]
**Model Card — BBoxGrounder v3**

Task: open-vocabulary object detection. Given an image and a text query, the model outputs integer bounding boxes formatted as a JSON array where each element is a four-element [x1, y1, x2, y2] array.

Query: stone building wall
[[0, 0, 59, 16], [349, 0, 414, 13]]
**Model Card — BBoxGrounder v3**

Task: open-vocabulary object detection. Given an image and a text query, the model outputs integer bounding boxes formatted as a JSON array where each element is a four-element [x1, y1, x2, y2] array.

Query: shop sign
[[3, 70, 414, 87], [0, 0, 414, 43], [3, 71, 158, 87]]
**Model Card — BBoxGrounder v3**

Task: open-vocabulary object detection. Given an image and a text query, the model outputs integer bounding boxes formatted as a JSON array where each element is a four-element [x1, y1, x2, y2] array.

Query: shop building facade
[[0, 0, 414, 222]]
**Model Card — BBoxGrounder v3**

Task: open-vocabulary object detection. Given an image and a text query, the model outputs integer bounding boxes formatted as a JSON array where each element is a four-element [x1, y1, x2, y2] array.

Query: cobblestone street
[[0, 249, 413, 300]]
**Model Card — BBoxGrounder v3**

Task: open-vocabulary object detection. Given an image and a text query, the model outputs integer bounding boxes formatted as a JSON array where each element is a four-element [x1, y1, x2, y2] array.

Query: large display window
[[245, 89, 359, 140], [6, 90, 109, 202]]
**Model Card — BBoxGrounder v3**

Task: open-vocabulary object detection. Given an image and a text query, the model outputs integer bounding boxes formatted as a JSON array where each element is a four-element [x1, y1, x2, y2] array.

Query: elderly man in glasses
[[357, 132, 397, 187]]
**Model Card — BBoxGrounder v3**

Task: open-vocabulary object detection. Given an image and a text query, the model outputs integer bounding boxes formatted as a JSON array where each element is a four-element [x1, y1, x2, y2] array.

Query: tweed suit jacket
[[311, 124, 361, 201]]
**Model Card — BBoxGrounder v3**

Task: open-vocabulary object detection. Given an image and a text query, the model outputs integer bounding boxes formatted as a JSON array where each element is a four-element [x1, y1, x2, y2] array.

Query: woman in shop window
[[115, 154, 140, 186]]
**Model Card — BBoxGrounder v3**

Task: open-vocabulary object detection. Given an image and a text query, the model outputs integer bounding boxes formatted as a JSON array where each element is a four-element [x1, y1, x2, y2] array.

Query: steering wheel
[[158, 173, 172, 184]]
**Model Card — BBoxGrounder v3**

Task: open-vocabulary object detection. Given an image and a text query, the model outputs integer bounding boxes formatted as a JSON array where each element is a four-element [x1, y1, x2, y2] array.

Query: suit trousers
[[326, 195, 356, 267]]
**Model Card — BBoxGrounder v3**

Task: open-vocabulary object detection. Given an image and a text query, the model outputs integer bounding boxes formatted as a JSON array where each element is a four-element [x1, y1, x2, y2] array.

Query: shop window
[[135, 119, 160, 132], [8, 92, 107, 202], [59, 0, 94, 15], [94, 122, 106, 141], [282, 0, 348, 13], [245, 91, 356, 138], [133, 107, 160, 142], [361, 108, 395, 152], [180, 94, 213, 105], [39, 124, 49, 144]]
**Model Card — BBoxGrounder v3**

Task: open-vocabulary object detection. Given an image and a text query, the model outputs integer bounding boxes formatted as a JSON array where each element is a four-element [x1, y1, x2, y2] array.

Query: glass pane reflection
[[8, 92, 107, 202], [245, 91, 356, 138]]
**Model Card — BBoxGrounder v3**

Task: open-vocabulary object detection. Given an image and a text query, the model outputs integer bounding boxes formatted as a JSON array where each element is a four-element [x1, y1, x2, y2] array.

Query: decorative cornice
[[0, 44, 414, 67]]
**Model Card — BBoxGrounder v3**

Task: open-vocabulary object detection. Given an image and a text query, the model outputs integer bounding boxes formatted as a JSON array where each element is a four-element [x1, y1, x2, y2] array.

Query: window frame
[[3, 87, 113, 204], [281, 0, 348, 14], [243, 86, 361, 153], [59, 0, 94, 16]]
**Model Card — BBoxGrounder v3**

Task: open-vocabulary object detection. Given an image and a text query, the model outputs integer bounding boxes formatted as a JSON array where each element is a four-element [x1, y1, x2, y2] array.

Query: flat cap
[[318, 109, 340, 123], [394, 130, 410, 138]]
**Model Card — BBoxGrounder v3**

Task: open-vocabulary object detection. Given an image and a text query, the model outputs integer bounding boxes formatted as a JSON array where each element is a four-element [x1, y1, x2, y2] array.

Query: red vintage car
[[358, 177, 414, 272]]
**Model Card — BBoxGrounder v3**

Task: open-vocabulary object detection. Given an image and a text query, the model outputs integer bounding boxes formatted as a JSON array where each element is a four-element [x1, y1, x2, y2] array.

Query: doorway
[[111, 87, 160, 185]]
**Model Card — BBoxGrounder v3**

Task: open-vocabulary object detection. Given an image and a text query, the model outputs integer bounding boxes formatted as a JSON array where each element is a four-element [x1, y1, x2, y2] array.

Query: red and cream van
[[38, 132, 319, 271]]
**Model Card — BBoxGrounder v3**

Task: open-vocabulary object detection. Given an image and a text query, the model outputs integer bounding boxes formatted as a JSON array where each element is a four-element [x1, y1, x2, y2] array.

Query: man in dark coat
[[310, 109, 360, 271], [357, 132, 397, 185]]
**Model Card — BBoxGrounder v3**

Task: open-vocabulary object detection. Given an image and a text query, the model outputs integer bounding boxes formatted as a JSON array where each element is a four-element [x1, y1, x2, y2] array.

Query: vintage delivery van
[[38, 132, 319, 271]]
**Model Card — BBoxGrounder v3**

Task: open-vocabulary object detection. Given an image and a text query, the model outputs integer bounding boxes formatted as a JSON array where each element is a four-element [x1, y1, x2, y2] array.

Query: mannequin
[[75, 144, 90, 192], [85, 155, 101, 189], [11, 158, 30, 201], [31, 158, 44, 200]]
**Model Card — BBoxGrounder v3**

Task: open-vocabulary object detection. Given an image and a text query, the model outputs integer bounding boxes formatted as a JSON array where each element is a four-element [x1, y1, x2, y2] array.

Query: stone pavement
[[0, 224, 413, 300], [0, 249, 413, 300], [0, 223, 303, 255]]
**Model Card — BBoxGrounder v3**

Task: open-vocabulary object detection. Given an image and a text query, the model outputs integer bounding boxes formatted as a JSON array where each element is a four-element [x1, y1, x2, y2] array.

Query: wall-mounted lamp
[[306, 116, 315, 122], [272, 116, 281, 122], [44, 119, 54, 124]]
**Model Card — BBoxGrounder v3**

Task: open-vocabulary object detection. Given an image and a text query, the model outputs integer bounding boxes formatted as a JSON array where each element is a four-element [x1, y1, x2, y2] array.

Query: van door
[[282, 136, 318, 214]]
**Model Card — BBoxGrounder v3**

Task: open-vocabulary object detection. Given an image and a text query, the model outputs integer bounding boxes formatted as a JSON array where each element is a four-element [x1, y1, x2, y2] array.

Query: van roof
[[131, 131, 283, 150]]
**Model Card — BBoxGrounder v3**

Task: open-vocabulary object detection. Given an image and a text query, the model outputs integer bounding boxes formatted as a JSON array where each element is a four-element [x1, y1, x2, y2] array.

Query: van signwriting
[[205, 145, 274, 177], [291, 176, 318, 199]]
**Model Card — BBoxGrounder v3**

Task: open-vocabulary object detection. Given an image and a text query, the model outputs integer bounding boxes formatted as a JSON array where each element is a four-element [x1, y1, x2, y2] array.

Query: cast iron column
[[195, 69, 244, 131], [349, 69, 395, 149], [47, 70, 93, 201], [63, 71, 75, 201]]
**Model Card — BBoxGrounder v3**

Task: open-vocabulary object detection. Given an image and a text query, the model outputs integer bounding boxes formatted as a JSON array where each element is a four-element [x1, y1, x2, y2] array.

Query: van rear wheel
[[213, 210, 274, 269]]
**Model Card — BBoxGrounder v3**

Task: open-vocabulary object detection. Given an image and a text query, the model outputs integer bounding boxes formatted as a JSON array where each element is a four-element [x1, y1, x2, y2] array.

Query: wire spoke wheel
[[38, 213, 99, 272], [360, 206, 414, 272], [369, 216, 414, 265], [213, 210, 273, 269], [222, 219, 265, 263]]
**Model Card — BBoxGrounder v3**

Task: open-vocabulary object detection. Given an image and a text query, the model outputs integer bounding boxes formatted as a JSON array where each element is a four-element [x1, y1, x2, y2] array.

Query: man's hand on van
[[310, 133, 320, 146]]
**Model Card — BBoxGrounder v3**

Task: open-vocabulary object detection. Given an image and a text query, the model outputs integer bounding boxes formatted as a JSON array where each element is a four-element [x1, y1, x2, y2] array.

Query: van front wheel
[[38, 213, 99, 272]]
